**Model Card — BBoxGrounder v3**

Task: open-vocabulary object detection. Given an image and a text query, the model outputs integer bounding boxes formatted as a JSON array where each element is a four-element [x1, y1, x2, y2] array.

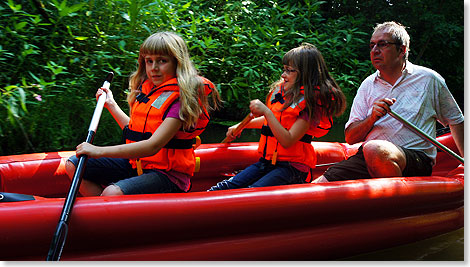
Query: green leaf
[[182, 2, 191, 9], [4, 85, 18, 92], [17, 87, 27, 112], [7, 0, 21, 12], [14, 22, 27, 31]]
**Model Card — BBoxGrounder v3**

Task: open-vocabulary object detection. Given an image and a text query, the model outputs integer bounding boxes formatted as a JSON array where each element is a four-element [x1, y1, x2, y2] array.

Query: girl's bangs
[[141, 36, 172, 57], [282, 48, 299, 67], [282, 51, 293, 66]]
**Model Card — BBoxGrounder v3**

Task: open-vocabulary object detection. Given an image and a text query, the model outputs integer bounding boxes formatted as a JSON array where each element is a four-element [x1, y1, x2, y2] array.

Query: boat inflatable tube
[[0, 192, 36, 202]]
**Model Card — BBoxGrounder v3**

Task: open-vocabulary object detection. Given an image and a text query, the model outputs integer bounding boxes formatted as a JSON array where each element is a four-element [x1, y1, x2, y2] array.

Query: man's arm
[[344, 117, 376, 144], [449, 121, 464, 157], [345, 98, 396, 145]]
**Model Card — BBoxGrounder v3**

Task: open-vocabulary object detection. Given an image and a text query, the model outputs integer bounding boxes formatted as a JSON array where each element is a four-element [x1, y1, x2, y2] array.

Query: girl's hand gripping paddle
[[46, 72, 114, 261]]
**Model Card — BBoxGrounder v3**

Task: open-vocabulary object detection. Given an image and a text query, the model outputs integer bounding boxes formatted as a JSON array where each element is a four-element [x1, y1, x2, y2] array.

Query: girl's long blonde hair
[[271, 43, 346, 122], [128, 32, 221, 130]]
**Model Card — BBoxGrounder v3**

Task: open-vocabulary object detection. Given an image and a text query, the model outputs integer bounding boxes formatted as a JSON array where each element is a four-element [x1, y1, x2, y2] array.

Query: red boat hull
[[0, 134, 463, 260]]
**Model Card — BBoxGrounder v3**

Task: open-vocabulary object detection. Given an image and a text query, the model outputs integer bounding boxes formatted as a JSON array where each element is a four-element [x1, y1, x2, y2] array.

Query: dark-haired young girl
[[209, 43, 346, 190]]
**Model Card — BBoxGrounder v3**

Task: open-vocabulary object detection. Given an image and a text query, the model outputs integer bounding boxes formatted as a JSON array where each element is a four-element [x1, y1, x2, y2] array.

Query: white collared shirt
[[346, 61, 464, 164]]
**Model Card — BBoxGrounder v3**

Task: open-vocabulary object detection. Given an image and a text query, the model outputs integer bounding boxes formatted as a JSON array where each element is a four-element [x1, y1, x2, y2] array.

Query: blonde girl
[[66, 32, 220, 196]]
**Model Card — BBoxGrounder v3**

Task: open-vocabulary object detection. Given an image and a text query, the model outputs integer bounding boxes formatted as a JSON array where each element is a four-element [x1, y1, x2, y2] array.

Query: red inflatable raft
[[0, 133, 463, 260]]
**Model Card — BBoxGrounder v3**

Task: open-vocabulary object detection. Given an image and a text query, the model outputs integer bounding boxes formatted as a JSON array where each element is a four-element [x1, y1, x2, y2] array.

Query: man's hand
[[371, 98, 396, 122]]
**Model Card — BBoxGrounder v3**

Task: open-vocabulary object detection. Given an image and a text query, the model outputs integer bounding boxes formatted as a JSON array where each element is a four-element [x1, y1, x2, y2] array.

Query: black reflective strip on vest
[[163, 138, 193, 149], [123, 126, 193, 149], [136, 93, 150, 103], [260, 125, 273, 137], [261, 125, 312, 143], [123, 125, 152, 141], [135, 82, 154, 103]]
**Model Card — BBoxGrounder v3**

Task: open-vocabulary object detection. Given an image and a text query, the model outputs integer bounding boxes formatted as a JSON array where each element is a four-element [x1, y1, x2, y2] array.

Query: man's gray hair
[[374, 21, 410, 60]]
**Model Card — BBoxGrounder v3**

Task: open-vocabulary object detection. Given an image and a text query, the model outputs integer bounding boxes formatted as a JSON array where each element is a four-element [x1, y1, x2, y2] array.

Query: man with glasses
[[313, 21, 464, 183]]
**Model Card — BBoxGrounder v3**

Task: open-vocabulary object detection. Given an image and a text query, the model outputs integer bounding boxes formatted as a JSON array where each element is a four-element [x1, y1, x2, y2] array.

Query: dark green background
[[0, 0, 463, 155]]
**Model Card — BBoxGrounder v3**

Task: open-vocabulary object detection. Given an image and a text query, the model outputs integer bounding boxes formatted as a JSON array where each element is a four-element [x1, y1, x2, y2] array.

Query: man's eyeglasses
[[282, 68, 297, 74], [369, 40, 399, 51]]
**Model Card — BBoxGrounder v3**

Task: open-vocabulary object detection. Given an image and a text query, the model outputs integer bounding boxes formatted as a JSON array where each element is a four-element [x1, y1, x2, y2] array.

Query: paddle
[[46, 72, 114, 261], [388, 109, 464, 164], [221, 113, 254, 143]]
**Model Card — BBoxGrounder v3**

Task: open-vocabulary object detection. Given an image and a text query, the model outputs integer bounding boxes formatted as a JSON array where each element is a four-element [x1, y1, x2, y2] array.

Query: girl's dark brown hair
[[279, 43, 346, 122]]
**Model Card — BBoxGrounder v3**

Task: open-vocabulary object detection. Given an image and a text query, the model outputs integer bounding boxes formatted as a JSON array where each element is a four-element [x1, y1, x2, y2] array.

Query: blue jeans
[[209, 158, 308, 190]]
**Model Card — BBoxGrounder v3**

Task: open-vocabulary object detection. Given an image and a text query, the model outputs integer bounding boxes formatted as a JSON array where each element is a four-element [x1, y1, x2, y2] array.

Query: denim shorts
[[67, 155, 182, 194], [323, 145, 433, 181]]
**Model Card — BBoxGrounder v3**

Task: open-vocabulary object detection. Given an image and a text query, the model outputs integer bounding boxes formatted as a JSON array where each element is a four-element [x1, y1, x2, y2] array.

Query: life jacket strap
[[136, 93, 150, 103], [261, 125, 312, 143], [123, 125, 194, 149], [164, 138, 194, 149], [123, 125, 152, 141]]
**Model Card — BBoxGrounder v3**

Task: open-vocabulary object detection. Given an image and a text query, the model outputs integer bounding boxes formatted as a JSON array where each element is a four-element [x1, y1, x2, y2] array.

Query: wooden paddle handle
[[221, 113, 254, 143]]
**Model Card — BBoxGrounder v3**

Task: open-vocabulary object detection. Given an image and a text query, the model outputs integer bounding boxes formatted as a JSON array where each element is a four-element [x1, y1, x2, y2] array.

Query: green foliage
[[320, 0, 464, 106], [0, 0, 463, 155]]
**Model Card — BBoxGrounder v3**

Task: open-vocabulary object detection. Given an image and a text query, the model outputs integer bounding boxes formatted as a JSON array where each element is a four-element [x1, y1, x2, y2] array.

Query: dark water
[[343, 228, 464, 261], [200, 121, 464, 261]]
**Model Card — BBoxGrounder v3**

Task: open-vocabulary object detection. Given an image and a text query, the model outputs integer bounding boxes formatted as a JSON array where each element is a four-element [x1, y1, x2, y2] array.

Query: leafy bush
[[0, 0, 463, 155]]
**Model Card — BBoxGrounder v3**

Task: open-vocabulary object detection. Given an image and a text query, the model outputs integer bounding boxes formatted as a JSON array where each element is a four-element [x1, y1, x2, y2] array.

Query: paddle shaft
[[221, 113, 254, 143], [388, 109, 463, 164], [46, 72, 113, 261]]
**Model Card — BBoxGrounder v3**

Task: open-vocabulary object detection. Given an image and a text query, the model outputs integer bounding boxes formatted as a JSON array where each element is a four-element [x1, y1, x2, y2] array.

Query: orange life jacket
[[258, 84, 332, 169], [123, 77, 213, 176]]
